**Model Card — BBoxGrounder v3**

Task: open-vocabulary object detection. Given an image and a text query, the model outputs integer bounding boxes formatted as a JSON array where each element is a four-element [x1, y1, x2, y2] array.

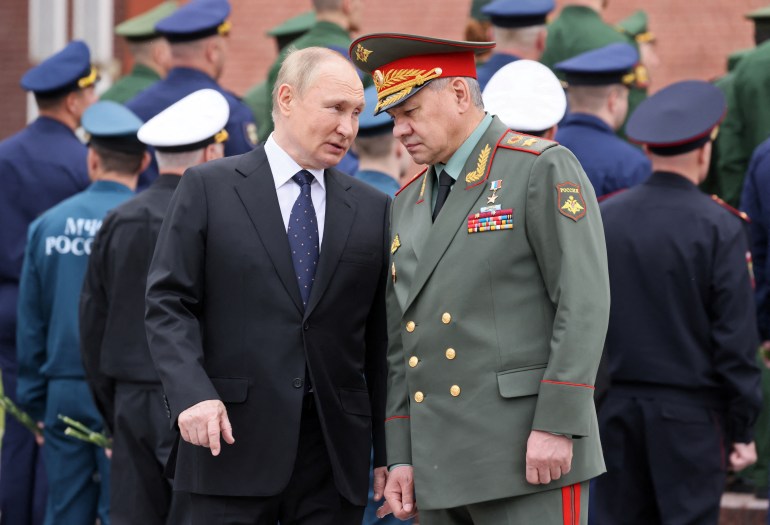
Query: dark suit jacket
[[145, 146, 389, 504]]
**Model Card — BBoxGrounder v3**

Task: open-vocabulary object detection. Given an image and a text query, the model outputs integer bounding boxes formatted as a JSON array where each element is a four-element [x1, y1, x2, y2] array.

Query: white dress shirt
[[264, 134, 326, 248]]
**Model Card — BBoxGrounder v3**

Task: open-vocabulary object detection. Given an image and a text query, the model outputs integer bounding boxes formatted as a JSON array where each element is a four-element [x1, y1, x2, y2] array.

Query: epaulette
[[396, 167, 428, 197], [496, 130, 558, 156], [711, 194, 751, 222]]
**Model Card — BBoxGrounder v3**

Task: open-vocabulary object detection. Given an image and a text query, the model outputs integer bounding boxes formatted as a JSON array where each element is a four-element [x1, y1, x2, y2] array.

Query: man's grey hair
[[156, 149, 205, 172], [567, 84, 624, 114], [428, 77, 485, 109], [271, 47, 350, 122], [492, 25, 546, 50]]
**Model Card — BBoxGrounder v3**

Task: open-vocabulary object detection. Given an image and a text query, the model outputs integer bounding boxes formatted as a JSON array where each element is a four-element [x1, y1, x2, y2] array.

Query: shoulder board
[[396, 167, 428, 197], [597, 189, 627, 203], [496, 130, 558, 156], [710, 194, 751, 222]]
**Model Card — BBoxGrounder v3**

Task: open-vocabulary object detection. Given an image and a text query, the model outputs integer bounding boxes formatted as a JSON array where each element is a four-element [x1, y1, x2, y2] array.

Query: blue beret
[[156, 0, 231, 43], [555, 42, 639, 86], [626, 80, 726, 156], [358, 86, 394, 137], [21, 40, 96, 96], [83, 101, 146, 154], [482, 0, 554, 28]]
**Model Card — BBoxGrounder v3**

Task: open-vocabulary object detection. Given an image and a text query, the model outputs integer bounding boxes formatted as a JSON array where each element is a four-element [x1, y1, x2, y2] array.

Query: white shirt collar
[[265, 134, 326, 190]]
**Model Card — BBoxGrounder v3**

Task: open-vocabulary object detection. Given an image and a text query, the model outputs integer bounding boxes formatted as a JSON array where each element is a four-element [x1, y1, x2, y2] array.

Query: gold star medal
[[487, 179, 502, 204]]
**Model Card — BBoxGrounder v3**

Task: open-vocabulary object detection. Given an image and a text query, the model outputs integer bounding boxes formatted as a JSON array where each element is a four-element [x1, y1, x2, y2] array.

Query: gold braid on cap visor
[[77, 67, 98, 89], [374, 67, 443, 112]]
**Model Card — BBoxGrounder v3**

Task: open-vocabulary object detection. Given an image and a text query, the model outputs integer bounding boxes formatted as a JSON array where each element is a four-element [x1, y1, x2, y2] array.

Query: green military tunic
[[717, 41, 770, 207], [261, 20, 372, 137], [541, 5, 647, 132], [242, 81, 270, 143], [100, 63, 161, 104], [385, 115, 608, 510], [701, 48, 752, 197]]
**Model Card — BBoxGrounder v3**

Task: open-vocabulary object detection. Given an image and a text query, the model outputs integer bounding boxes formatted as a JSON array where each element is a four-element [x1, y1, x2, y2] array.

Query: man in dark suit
[[145, 47, 389, 525]]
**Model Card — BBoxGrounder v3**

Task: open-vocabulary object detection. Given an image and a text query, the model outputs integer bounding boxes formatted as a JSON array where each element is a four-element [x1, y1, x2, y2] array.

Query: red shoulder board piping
[[710, 194, 751, 223], [597, 189, 627, 203], [497, 129, 558, 156], [396, 167, 428, 197]]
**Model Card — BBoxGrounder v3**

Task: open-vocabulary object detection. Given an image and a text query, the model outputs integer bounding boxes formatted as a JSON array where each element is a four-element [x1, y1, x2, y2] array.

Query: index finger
[[207, 417, 222, 456]]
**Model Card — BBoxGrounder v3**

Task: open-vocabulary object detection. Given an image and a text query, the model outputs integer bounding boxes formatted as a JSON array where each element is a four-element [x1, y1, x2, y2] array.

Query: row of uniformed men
[[1, 0, 768, 523]]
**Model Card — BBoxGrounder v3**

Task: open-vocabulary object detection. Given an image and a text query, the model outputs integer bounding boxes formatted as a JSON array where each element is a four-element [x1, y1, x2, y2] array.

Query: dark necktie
[[287, 170, 319, 308], [432, 170, 455, 222]]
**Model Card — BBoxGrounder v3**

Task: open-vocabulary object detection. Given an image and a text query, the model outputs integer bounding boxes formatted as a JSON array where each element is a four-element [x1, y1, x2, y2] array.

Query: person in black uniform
[[595, 80, 762, 524], [79, 89, 229, 525]]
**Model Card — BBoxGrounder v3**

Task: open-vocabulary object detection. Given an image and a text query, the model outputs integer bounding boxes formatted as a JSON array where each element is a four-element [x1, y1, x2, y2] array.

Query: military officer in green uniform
[[541, 1, 652, 133], [714, 5, 770, 207], [350, 33, 609, 525], [100, 2, 177, 104], [243, 11, 315, 142], [700, 48, 751, 197], [261, 0, 369, 138]]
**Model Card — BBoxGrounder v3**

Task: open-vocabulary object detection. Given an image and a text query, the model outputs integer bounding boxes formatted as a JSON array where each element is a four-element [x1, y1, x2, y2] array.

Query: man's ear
[[139, 151, 152, 174], [450, 78, 472, 112], [536, 27, 547, 53], [276, 84, 296, 118], [87, 148, 100, 179]]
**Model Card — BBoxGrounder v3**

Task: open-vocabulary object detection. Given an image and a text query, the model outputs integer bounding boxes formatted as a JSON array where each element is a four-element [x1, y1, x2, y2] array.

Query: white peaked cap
[[138, 88, 230, 150], [482, 60, 567, 132]]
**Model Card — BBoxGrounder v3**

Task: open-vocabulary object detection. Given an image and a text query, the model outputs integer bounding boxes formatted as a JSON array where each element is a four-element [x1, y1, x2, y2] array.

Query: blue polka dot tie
[[288, 170, 319, 308]]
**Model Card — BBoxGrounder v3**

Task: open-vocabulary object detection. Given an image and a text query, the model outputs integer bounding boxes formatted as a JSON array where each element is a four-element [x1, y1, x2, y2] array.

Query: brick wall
[[0, 1, 29, 140], [221, 0, 769, 96], [1, 0, 768, 140]]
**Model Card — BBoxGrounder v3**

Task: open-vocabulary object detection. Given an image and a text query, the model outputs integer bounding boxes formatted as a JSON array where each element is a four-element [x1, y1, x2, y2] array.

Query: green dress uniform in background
[[101, 64, 162, 104], [716, 6, 770, 207], [100, 2, 177, 104], [261, 20, 371, 138], [243, 11, 315, 143], [700, 48, 752, 197], [541, 6, 649, 132], [386, 115, 609, 512]]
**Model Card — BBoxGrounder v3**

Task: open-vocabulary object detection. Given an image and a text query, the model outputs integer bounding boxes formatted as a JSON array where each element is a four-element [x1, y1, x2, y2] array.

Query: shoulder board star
[[710, 194, 751, 223], [498, 130, 558, 156]]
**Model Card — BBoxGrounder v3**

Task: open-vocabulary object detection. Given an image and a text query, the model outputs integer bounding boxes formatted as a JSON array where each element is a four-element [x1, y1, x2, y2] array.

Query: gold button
[[442, 312, 452, 324], [414, 391, 424, 403], [445, 348, 456, 360], [408, 356, 419, 368], [450, 385, 461, 397], [406, 321, 416, 333]]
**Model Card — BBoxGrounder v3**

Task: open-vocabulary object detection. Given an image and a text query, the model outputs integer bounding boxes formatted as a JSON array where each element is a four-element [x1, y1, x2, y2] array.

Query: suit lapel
[[233, 147, 304, 314], [404, 119, 507, 312], [304, 169, 355, 318]]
